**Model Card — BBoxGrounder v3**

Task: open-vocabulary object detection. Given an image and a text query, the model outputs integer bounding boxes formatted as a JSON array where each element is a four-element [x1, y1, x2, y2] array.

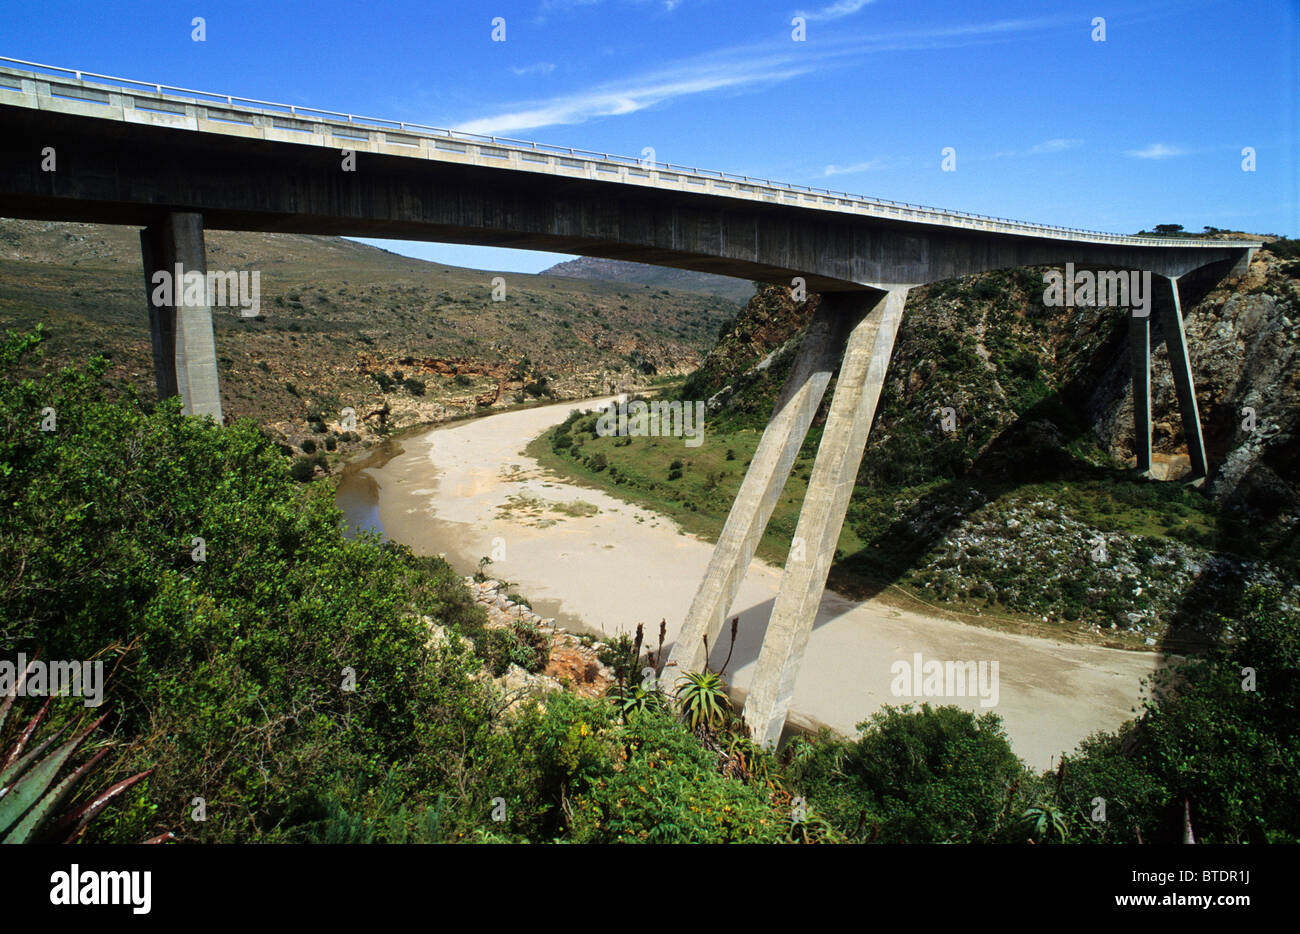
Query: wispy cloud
[[1126, 142, 1189, 160], [455, 13, 1080, 136], [456, 56, 814, 135], [993, 138, 1084, 159], [795, 0, 875, 21], [510, 62, 558, 77], [823, 159, 885, 176], [538, 0, 604, 16], [1030, 137, 1082, 154], [537, 0, 685, 21]]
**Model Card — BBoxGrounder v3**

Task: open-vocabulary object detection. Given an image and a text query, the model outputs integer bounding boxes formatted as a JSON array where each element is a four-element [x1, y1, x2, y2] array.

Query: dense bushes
[[0, 328, 511, 842], [1053, 586, 1299, 843], [786, 705, 1036, 843]]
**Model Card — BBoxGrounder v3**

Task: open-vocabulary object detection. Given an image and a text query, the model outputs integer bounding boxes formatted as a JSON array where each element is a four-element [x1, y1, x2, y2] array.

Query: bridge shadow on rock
[[1147, 262, 1298, 653]]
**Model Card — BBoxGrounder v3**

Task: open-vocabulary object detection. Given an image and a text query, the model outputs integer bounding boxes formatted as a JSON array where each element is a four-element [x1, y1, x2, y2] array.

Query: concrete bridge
[[0, 59, 1261, 747]]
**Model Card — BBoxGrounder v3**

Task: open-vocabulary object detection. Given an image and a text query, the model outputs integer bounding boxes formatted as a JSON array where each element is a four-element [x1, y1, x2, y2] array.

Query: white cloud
[[795, 0, 875, 22], [1126, 142, 1188, 160], [1030, 137, 1082, 154], [510, 62, 558, 77], [823, 159, 884, 176]]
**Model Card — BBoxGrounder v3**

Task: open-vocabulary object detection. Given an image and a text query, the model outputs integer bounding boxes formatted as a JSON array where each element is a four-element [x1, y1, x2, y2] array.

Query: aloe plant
[[0, 660, 155, 844], [617, 682, 665, 718], [673, 669, 731, 733], [1022, 802, 1070, 844]]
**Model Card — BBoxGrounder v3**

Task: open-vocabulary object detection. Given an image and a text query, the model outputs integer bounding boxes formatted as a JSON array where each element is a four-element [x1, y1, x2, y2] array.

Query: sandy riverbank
[[341, 396, 1165, 770]]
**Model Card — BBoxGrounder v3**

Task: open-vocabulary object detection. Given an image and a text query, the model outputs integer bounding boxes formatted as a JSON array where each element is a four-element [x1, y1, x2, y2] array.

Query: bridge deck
[[0, 57, 1260, 254]]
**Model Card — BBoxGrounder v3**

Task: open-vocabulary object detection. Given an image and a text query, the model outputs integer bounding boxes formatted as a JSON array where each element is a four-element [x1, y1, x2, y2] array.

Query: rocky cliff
[[678, 243, 1299, 644]]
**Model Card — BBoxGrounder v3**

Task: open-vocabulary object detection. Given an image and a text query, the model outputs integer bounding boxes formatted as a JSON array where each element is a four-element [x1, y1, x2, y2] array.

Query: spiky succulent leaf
[[0, 714, 104, 837], [0, 725, 67, 791], [0, 696, 52, 777], [44, 767, 154, 844], [1, 748, 110, 844]]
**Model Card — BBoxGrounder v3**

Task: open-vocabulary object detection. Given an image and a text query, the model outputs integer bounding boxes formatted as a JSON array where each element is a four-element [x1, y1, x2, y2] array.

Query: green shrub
[[485, 621, 550, 676], [1054, 586, 1300, 843], [568, 709, 786, 843], [0, 329, 513, 843], [289, 455, 316, 481], [1262, 237, 1299, 260], [785, 704, 1032, 843]]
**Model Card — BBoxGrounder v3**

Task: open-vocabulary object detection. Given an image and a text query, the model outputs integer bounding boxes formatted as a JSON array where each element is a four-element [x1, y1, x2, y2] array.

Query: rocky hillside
[[540, 256, 755, 303], [668, 243, 1299, 645], [0, 218, 741, 447]]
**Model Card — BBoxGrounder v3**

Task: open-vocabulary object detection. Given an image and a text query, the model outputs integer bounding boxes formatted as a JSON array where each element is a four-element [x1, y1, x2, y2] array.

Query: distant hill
[[540, 256, 756, 304], [0, 219, 741, 435]]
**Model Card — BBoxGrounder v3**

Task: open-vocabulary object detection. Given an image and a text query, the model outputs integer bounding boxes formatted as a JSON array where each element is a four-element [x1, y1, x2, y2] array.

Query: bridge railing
[[0, 57, 1259, 251]]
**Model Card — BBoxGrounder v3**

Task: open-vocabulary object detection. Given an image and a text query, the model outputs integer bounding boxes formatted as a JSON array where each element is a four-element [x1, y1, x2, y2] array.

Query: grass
[[526, 408, 1277, 646]]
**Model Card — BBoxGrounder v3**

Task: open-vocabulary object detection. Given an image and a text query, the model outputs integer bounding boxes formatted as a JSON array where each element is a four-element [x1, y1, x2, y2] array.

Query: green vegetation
[[2, 327, 1295, 844], [0, 329, 821, 844], [784, 704, 1036, 843]]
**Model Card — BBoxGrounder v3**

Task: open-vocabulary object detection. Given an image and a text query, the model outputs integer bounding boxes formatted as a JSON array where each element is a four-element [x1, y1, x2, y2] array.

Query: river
[[335, 396, 1164, 769]]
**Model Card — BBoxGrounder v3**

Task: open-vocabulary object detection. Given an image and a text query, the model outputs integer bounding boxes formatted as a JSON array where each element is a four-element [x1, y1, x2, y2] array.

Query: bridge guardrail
[[0, 57, 1263, 252]]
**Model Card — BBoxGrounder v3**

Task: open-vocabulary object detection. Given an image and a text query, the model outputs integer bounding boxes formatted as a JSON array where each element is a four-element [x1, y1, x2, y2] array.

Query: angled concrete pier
[[1129, 308, 1153, 474], [1159, 276, 1208, 478], [140, 212, 222, 420], [665, 297, 851, 683], [743, 288, 908, 748], [1129, 276, 1207, 479]]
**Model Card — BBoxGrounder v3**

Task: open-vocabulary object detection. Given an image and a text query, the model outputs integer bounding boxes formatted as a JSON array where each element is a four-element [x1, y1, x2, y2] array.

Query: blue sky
[[4, 0, 1297, 272]]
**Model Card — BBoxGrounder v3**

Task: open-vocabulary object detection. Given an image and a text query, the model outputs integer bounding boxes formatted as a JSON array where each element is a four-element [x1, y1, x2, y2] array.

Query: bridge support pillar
[[664, 296, 848, 683], [1159, 276, 1208, 479], [743, 287, 908, 749], [140, 212, 223, 420], [1129, 307, 1152, 474]]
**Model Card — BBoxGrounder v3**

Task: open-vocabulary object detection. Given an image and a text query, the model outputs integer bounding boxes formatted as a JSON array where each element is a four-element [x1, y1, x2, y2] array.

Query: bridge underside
[[0, 99, 1257, 749]]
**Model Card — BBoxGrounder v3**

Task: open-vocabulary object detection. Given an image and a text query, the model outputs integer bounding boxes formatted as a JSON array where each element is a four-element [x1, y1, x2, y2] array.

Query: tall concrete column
[[1158, 276, 1208, 478], [140, 212, 223, 420], [1129, 306, 1152, 474], [139, 226, 179, 402], [743, 287, 908, 749], [664, 296, 852, 683]]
